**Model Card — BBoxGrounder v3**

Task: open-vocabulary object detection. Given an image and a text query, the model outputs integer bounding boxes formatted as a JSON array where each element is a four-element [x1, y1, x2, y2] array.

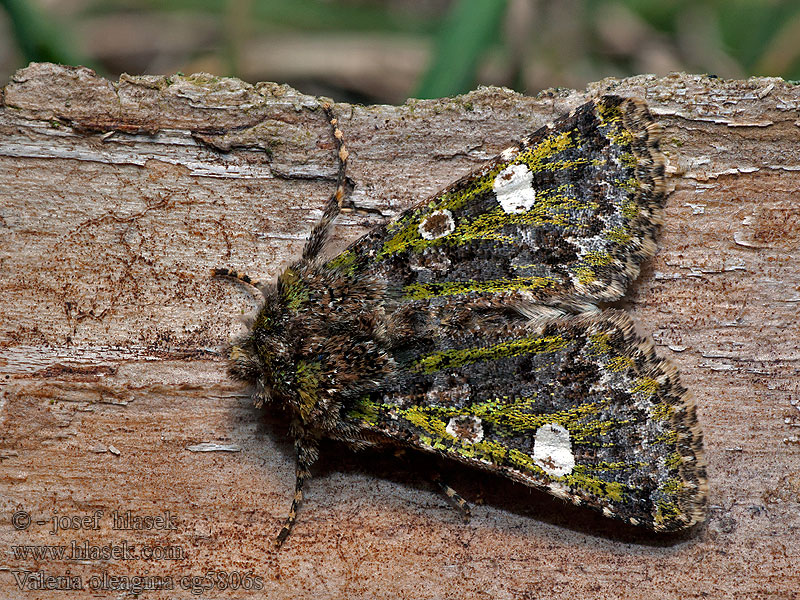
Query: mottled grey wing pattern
[[325, 96, 665, 307], [328, 96, 706, 532], [345, 311, 706, 532]]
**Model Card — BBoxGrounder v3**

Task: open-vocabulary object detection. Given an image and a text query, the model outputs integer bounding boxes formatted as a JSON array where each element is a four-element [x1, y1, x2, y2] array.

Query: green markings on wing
[[606, 225, 633, 245], [607, 356, 635, 372], [586, 329, 679, 431], [569, 251, 616, 286], [377, 129, 606, 260], [390, 189, 602, 260], [583, 251, 614, 267], [595, 98, 624, 129], [619, 195, 640, 218], [377, 99, 645, 267], [514, 131, 602, 173], [475, 399, 630, 443], [403, 275, 553, 300], [345, 396, 634, 502], [347, 395, 631, 449], [654, 475, 689, 526], [325, 249, 358, 275], [401, 406, 452, 445], [586, 331, 612, 355], [453, 191, 600, 238], [573, 266, 597, 285], [595, 99, 641, 171], [411, 335, 569, 374], [619, 151, 638, 169], [654, 500, 683, 527], [664, 451, 683, 470], [566, 466, 627, 503], [630, 376, 658, 397], [422, 399, 628, 446]]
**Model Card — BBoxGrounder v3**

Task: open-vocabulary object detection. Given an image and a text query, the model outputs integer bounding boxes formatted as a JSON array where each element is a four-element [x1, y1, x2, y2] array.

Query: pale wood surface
[[1, 63, 799, 599]]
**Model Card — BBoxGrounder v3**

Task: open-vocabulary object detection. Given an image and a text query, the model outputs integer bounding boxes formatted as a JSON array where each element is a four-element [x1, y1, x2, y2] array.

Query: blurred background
[[1, 0, 799, 104]]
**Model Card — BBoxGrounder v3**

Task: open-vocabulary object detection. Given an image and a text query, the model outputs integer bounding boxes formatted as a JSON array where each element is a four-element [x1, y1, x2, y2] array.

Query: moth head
[[228, 287, 295, 407]]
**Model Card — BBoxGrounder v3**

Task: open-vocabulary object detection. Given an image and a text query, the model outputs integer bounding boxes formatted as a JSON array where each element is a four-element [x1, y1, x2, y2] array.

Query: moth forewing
[[218, 95, 707, 546]]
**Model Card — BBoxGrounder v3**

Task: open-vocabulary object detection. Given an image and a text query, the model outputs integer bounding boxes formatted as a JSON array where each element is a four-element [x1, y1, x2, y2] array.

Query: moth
[[216, 97, 707, 546]]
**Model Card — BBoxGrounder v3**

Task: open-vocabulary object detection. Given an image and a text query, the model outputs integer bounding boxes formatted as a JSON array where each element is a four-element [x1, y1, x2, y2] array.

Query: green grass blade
[[415, 0, 509, 99], [0, 0, 89, 67]]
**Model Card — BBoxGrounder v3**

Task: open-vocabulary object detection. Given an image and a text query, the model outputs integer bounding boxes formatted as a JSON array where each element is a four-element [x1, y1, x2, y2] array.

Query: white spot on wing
[[533, 423, 574, 476], [446, 415, 484, 444], [418, 209, 456, 240], [493, 163, 536, 214], [500, 146, 517, 161]]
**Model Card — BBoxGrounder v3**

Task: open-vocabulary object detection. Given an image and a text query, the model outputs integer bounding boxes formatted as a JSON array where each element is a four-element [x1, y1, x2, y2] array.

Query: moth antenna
[[212, 267, 266, 301], [302, 101, 350, 261]]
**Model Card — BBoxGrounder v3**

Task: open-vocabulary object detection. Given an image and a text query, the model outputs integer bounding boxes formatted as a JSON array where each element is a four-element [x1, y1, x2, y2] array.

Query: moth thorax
[[250, 328, 295, 403]]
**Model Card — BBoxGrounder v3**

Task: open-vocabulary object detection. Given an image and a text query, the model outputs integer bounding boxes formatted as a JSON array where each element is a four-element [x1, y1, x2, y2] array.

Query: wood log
[[1, 63, 798, 598]]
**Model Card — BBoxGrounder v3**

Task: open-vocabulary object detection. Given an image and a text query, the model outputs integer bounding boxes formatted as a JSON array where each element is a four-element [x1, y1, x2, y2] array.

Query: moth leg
[[275, 435, 320, 547], [275, 471, 306, 547], [212, 267, 265, 300], [392, 450, 472, 521], [302, 102, 350, 261], [430, 472, 472, 522]]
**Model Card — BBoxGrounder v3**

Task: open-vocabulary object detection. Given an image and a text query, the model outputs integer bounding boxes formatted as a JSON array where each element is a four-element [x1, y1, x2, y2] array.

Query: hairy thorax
[[230, 259, 407, 439]]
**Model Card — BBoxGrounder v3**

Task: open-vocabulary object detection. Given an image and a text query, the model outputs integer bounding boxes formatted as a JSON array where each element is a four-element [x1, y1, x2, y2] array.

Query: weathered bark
[[1, 63, 798, 599]]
